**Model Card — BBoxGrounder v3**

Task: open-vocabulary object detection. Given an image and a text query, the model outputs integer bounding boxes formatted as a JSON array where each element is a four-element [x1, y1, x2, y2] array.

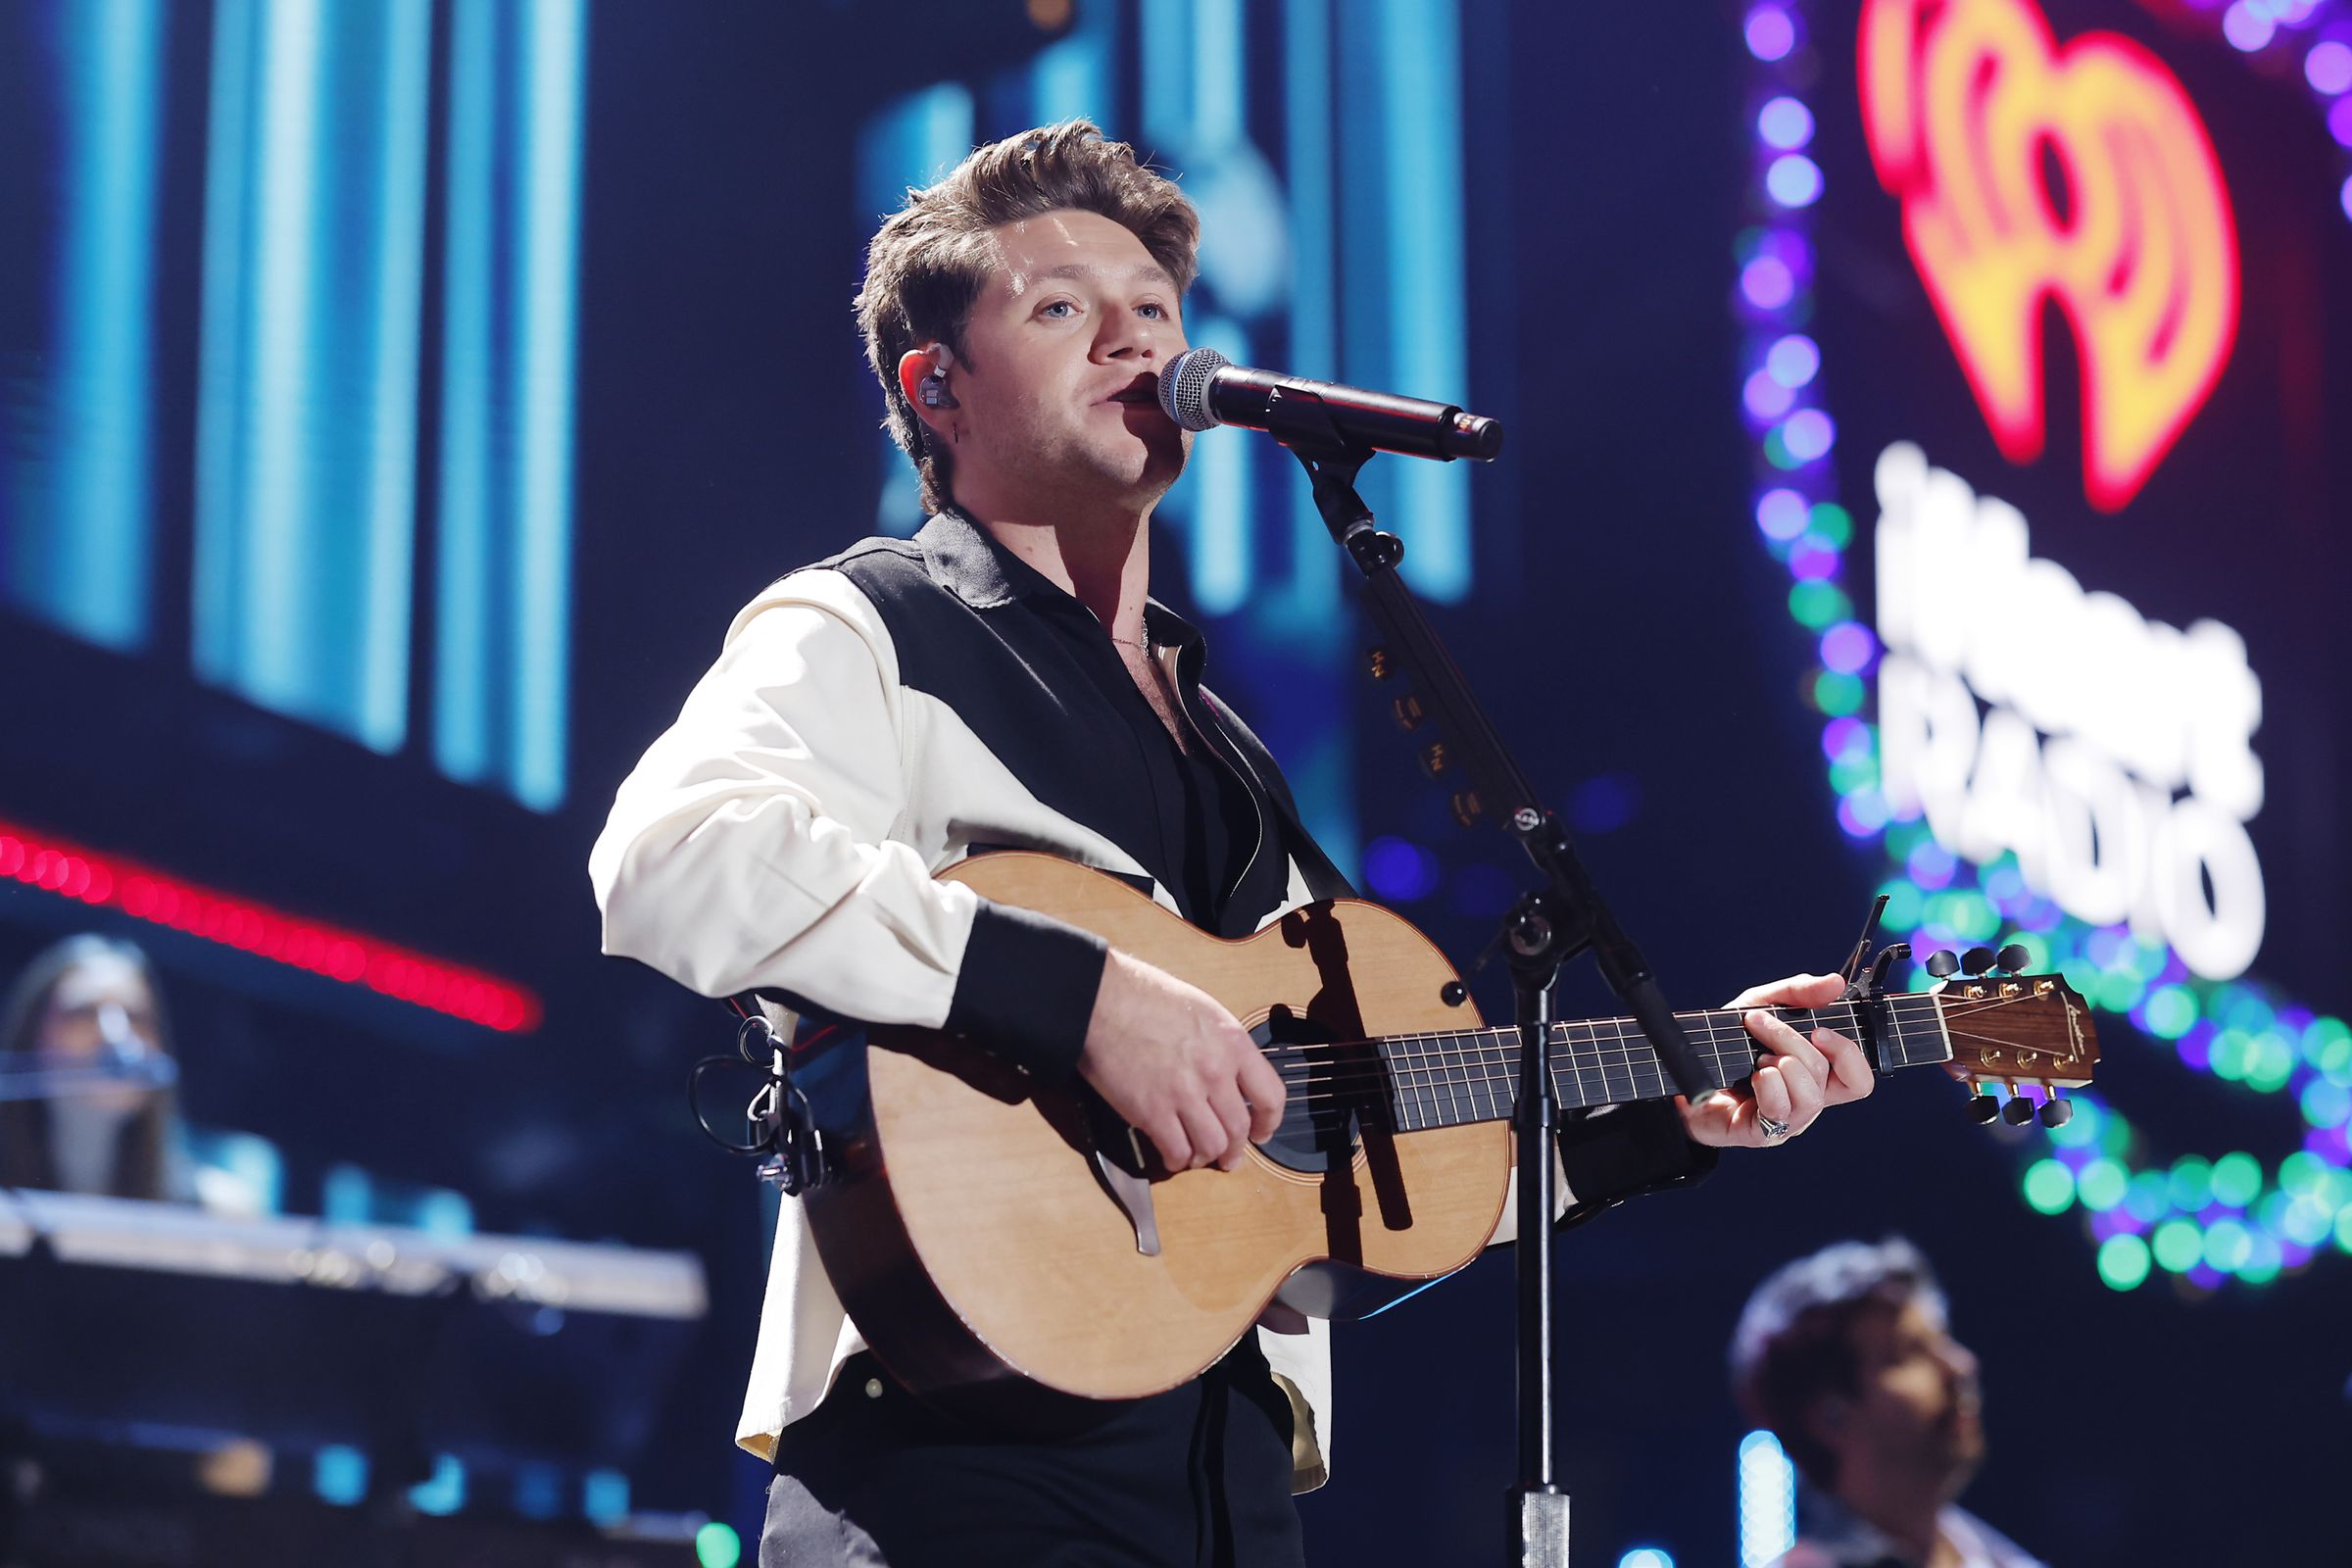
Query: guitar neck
[[1370, 994, 1959, 1132]]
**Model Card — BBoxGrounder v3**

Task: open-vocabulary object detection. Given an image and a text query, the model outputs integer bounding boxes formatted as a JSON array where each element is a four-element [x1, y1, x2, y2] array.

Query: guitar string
[[1254, 1007, 1899, 1114], [1252, 997, 1945, 1080], [1245, 993, 2076, 1119]]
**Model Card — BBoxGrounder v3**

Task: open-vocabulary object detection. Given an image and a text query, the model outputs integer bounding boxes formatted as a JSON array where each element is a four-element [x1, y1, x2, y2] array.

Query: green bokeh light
[[2143, 986, 2196, 1039], [2097, 1233, 2151, 1291], [1813, 671, 1864, 715], [2094, 970, 2145, 1013], [696, 1522, 742, 1568], [2152, 1219, 2202, 1273], [1808, 502, 1853, 547], [2210, 1152, 2262, 1208], [2203, 1219, 2252, 1273], [1788, 580, 1851, 629], [2078, 1159, 2128, 1211], [1878, 880, 1922, 931], [2209, 1030, 2250, 1082], [2022, 1159, 2075, 1214], [2124, 1171, 2171, 1223], [2169, 1156, 2213, 1211], [2336, 1206, 2352, 1254], [2246, 1034, 2295, 1094]]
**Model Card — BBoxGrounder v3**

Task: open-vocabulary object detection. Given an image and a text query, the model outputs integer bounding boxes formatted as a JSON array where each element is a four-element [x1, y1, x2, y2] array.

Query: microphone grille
[[1157, 347, 1228, 432]]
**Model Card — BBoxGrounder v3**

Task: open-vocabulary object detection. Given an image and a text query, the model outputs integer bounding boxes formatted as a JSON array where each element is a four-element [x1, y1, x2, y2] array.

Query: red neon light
[[1859, 0, 2240, 512], [0, 818, 541, 1034]]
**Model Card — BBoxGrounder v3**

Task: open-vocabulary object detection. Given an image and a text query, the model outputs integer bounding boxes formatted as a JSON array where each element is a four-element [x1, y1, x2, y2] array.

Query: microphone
[[97, 1004, 178, 1090], [1156, 348, 1503, 463]]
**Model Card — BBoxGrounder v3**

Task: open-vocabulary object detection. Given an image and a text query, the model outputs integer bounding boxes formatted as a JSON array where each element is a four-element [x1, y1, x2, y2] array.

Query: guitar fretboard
[[1272, 995, 1956, 1134]]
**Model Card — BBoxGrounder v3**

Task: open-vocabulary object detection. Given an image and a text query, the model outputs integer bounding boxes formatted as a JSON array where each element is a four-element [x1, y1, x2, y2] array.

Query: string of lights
[[0, 817, 540, 1033], [1737, 0, 2352, 1293]]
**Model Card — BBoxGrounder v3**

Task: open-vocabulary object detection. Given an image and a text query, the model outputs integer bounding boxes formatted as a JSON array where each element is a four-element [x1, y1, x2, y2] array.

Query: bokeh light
[[1758, 96, 1814, 149], [1740, 256, 1794, 309], [1745, 7, 1795, 61], [2308, 40, 2352, 93], [1766, 333, 1820, 387], [1766, 153, 1823, 207], [2223, 1, 2276, 50]]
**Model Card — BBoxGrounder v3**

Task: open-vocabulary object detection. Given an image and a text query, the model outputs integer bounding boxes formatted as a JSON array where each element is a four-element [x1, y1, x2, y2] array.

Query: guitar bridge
[[1095, 1137, 1162, 1257]]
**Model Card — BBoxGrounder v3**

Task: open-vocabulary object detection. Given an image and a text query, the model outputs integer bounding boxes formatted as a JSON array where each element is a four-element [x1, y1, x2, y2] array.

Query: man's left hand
[[1677, 972, 1876, 1150]]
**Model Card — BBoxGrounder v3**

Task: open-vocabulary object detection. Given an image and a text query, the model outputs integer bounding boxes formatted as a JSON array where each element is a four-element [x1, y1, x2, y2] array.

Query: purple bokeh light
[[2331, 96, 2352, 146], [1741, 256, 1795, 310], [1781, 408, 1836, 461], [1757, 488, 1811, 539], [1788, 542, 1839, 581], [2223, 1, 2276, 51], [2309, 39, 2352, 93], [1819, 621, 1877, 673], [1744, 369, 1796, 420], [1820, 715, 1867, 761], [1745, 6, 1795, 61]]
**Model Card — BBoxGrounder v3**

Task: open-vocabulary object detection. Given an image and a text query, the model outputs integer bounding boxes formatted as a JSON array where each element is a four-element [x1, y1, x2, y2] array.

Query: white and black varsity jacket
[[590, 511, 1709, 1493]]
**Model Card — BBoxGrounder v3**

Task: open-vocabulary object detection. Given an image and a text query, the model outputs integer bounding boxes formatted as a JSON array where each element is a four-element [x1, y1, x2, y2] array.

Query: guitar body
[[802, 853, 1511, 1416]]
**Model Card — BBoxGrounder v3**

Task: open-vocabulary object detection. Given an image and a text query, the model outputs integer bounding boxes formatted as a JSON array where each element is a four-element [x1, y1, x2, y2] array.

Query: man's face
[[1828, 1297, 1985, 1498], [946, 207, 1191, 514]]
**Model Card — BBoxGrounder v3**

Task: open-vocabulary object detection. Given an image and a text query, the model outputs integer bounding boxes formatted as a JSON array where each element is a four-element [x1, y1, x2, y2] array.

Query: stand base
[[1513, 1486, 1572, 1568]]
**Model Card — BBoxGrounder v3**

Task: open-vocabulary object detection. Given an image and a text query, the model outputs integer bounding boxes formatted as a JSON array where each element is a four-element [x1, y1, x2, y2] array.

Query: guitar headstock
[[1920, 944, 2100, 1128]]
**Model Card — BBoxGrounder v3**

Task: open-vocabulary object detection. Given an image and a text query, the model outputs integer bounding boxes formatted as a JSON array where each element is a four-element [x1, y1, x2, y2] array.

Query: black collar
[[915, 509, 1203, 655]]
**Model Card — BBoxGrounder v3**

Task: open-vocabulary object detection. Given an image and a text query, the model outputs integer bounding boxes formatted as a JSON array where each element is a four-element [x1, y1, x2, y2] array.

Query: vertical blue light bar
[[1140, 0, 1194, 150], [433, 0, 588, 809], [1282, 0, 1339, 617], [1192, 0, 1243, 149], [514, 0, 587, 810], [1190, 318, 1251, 613], [1738, 1430, 1797, 1568], [193, 0, 431, 752], [856, 84, 977, 530], [1029, 0, 1119, 125], [1380, 0, 1469, 601], [1337, 0, 1469, 602], [433, 0, 496, 787], [6, 0, 168, 650]]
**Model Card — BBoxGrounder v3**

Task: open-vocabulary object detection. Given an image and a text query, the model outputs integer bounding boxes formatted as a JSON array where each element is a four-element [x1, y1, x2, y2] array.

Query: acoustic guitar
[[797, 853, 2099, 1419]]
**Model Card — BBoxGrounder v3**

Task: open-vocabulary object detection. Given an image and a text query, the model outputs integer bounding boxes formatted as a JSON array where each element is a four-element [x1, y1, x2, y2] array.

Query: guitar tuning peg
[[2037, 1087, 2073, 1128], [2000, 1083, 2035, 1125], [1964, 1080, 2000, 1124], [1996, 943, 2031, 974], [1962, 946, 1996, 976], [1926, 950, 1960, 979]]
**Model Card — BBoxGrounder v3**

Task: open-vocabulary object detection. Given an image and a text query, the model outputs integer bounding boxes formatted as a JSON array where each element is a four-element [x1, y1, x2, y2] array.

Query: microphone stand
[[1275, 416, 1724, 1568]]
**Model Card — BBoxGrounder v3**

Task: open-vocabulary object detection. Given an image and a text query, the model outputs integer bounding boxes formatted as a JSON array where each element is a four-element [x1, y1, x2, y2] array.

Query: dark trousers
[[760, 1341, 1307, 1568]]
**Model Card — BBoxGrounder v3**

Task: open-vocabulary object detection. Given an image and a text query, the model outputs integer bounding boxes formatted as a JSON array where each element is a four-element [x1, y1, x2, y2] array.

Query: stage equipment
[[0, 1192, 705, 1481], [1156, 347, 1503, 463]]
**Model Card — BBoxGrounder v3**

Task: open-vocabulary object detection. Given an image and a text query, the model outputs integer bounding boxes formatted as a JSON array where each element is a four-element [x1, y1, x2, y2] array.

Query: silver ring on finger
[[1755, 1112, 1791, 1143]]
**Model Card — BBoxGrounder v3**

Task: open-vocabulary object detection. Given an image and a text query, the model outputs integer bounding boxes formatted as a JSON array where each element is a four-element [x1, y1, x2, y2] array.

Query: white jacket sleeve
[[588, 568, 1104, 1068]]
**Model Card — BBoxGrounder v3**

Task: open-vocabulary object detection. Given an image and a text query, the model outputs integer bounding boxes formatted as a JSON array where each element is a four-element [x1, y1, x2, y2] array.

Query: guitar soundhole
[[1252, 1007, 1391, 1174]]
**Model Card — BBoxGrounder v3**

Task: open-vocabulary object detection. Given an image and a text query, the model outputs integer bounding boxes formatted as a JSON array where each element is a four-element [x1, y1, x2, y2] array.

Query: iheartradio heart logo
[[1859, 0, 2240, 512]]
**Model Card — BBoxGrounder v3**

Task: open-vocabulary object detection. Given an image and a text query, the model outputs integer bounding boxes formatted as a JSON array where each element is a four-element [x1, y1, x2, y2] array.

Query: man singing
[[593, 121, 1875, 1568]]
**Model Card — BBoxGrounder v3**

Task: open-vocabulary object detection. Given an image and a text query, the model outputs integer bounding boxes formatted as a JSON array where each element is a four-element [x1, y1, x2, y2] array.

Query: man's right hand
[[1078, 948, 1286, 1172]]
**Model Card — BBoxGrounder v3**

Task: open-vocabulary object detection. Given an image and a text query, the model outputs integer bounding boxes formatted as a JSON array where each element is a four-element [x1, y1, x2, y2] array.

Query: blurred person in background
[[0, 933, 192, 1201], [1731, 1238, 2044, 1568]]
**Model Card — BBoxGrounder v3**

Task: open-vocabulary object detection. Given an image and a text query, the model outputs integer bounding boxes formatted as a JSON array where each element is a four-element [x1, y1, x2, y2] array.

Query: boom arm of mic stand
[[1283, 433, 1721, 1108]]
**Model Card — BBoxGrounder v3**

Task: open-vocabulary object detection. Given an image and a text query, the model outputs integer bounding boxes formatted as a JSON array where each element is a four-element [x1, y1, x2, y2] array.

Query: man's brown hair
[[854, 120, 1200, 514], [1728, 1237, 1945, 1489]]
